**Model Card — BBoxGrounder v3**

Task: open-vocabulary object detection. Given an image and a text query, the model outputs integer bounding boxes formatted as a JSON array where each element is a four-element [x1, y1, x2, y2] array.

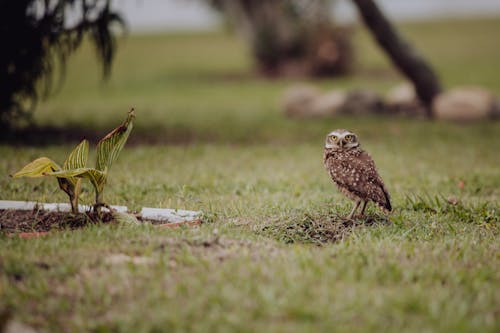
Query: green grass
[[1, 18, 500, 332]]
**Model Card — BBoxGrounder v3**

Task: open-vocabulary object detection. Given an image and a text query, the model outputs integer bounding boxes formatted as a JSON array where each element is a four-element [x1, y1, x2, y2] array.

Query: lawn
[[1, 18, 499, 332]]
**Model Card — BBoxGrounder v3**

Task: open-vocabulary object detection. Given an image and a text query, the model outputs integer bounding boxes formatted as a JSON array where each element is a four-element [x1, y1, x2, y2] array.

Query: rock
[[282, 84, 322, 117], [310, 90, 347, 117], [140, 207, 201, 223], [0, 200, 127, 213], [339, 89, 385, 115], [387, 82, 415, 105], [433, 87, 498, 121], [386, 83, 426, 117], [0, 201, 37, 211]]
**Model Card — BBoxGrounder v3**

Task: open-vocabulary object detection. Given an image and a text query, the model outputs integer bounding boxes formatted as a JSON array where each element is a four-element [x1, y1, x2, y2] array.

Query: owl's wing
[[332, 151, 391, 212]]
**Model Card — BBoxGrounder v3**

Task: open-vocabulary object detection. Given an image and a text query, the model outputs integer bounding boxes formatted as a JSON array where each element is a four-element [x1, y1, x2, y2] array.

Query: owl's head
[[325, 129, 359, 150]]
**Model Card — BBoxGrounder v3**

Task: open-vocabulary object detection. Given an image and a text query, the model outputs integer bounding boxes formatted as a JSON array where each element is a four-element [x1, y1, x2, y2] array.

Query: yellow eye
[[330, 136, 338, 142], [345, 135, 353, 142]]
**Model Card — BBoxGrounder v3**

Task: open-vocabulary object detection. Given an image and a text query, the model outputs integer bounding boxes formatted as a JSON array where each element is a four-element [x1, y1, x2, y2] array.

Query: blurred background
[[118, 0, 500, 31], [1, 0, 499, 144]]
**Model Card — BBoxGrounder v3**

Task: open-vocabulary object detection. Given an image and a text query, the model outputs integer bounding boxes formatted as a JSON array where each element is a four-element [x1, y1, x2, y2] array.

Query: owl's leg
[[359, 201, 368, 216], [347, 200, 361, 220]]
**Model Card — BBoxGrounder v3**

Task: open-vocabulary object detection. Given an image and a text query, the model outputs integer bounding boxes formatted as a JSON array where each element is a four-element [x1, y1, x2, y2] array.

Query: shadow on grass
[[258, 211, 390, 245], [0, 124, 208, 146]]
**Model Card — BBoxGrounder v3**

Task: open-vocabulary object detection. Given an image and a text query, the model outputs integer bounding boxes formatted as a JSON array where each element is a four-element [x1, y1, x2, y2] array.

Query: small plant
[[12, 109, 135, 216], [11, 140, 89, 214]]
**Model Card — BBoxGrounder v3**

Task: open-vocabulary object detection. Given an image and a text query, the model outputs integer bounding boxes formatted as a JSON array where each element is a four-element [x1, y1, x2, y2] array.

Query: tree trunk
[[351, 0, 441, 117], [208, 0, 353, 77]]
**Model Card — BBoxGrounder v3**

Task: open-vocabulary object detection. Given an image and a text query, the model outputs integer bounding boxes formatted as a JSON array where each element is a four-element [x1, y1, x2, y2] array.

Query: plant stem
[[69, 194, 79, 214], [94, 191, 103, 217]]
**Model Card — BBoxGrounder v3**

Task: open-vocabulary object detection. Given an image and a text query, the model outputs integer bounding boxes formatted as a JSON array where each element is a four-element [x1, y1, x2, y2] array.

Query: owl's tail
[[379, 186, 392, 214]]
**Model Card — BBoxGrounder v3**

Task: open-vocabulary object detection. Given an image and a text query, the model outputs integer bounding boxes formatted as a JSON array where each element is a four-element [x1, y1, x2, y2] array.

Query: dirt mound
[[259, 212, 389, 245]]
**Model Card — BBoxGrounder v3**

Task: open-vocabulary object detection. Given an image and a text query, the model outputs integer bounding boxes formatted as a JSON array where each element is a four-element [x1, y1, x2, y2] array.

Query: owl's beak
[[339, 140, 344, 147]]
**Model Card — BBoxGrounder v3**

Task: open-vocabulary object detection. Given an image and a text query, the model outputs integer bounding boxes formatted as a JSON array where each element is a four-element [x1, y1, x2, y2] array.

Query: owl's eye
[[330, 136, 338, 142], [345, 135, 353, 142]]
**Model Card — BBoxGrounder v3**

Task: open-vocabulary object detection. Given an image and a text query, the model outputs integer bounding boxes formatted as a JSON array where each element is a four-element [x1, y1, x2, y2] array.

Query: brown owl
[[323, 129, 391, 219]]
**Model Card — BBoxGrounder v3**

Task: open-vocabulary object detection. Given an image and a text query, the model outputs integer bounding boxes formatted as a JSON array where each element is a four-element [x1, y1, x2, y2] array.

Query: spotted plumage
[[323, 129, 391, 219]]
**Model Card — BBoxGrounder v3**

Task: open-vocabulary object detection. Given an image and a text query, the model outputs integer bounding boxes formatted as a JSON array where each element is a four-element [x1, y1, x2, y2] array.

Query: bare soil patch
[[0, 209, 114, 233], [0, 209, 201, 235]]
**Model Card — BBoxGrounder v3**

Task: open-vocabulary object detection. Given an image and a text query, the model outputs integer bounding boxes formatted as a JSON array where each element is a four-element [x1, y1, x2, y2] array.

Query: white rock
[[41, 202, 75, 212], [44, 203, 127, 213], [433, 87, 497, 121], [282, 84, 322, 117], [310, 90, 347, 116], [385, 82, 426, 116], [340, 89, 385, 114], [0, 200, 127, 213], [140, 207, 201, 223], [0, 200, 202, 224], [0, 200, 37, 210], [386, 82, 416, 105]]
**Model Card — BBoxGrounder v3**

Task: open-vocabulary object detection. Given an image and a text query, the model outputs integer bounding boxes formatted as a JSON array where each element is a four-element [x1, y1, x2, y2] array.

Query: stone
[[339, 89, 385, 115], [0, 200, 37, 211], [386, 82, 416, 105], [310, 90, 347, 117], [140, 207, 201, 223], [386, 83, 426, 117], [0, 200, 202, 228], [0, 200, 127, 213], [433, 87, 498, 121], [282, 84, 322, 117]]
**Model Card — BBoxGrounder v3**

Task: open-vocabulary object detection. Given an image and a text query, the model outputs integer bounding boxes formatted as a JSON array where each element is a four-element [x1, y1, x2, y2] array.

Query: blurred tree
[[352, 0, 441, 116], [0, 0, 123, 129], [207, 0, 353, 77]]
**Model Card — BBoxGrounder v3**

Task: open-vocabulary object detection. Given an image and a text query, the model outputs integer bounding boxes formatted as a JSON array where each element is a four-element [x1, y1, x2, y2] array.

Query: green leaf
[[96, 108, 135, 171], [63, 139, 89, 170], [48, 168, 107, 192], [61, 140, 89, 198], [11, 157, 61, 178], [82, 169, 107, 193], [11, 141, 91, 215]]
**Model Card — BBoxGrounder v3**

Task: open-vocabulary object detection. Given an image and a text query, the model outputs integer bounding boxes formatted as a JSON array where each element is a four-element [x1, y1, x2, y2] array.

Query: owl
[[323, 129, 391, 219]]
